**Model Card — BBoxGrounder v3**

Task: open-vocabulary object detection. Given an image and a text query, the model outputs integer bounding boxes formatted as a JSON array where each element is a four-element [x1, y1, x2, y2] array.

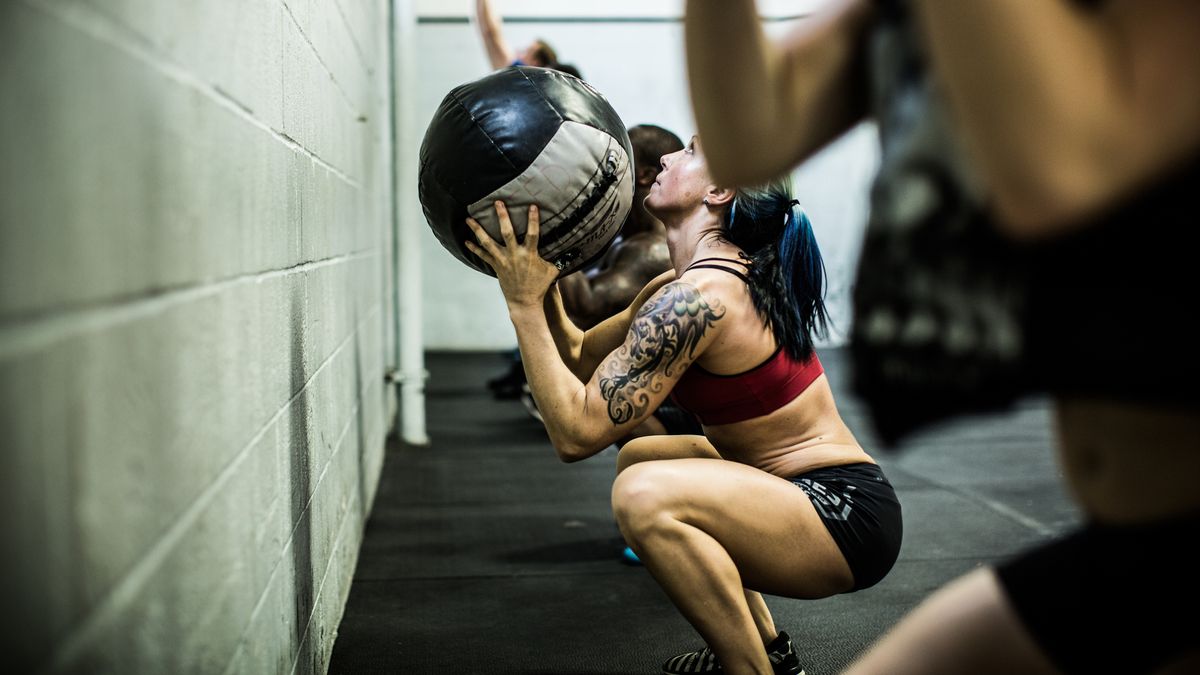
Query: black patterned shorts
[[789, 463, 903, 591]]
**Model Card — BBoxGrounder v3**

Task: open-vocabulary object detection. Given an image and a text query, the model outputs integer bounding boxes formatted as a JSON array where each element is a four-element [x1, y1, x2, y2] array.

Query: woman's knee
[[611, 463, 677, 535]]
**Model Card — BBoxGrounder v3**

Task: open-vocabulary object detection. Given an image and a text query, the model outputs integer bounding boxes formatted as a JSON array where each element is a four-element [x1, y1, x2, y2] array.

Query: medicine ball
[[418, 67, 633, 277]]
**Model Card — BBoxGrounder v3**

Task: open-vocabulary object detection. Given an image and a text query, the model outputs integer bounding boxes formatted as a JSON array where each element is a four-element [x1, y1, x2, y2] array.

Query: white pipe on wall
[[392, 0, 429, 445]]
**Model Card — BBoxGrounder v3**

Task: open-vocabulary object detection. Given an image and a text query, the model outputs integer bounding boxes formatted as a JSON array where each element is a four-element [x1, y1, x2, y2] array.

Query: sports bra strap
[[685, 257, 751, 270], [684, 264, 751, 284], [686, 254, 748, 281]]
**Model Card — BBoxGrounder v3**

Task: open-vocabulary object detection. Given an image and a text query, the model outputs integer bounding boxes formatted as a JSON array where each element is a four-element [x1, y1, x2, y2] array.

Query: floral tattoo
[[597, 282, 724, 424]]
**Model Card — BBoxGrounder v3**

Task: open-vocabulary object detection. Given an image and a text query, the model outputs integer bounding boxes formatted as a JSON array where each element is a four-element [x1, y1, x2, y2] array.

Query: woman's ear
[[704, 186, 736, 208]]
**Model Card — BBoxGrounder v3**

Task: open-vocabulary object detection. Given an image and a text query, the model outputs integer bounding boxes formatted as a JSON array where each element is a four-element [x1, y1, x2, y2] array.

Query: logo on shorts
[[797, 479, 854, 521]]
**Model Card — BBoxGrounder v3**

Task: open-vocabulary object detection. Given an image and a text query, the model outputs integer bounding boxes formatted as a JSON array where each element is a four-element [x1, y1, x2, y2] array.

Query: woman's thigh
[[845, 568, 1058, 675], [613, 458, 854, 598]]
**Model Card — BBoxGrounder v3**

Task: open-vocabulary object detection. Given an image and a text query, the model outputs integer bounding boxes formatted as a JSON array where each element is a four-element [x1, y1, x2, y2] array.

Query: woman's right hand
[[464, 202, 560, 312]]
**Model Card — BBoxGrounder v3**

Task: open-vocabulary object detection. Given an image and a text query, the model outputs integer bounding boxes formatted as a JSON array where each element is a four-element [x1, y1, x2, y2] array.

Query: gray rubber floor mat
[[329, 350, 1077, 674]]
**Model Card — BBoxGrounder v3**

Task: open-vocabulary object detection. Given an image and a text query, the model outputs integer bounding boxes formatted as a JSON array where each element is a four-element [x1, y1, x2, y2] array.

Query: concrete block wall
[[0, 0, 397, 673]]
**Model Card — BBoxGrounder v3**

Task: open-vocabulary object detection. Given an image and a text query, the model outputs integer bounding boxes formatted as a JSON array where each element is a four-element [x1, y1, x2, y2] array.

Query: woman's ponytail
[[724, 180, 829, 361], [778, 201, 830, 354]]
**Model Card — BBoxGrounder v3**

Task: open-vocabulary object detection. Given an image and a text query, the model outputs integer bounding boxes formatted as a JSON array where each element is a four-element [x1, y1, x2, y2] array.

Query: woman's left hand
[[465, 201, 559, 310]]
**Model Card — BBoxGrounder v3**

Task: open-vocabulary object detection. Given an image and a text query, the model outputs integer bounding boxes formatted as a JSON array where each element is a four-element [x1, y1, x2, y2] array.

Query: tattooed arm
[[512, 280, 725, 462], [543, 270, 676, 382]]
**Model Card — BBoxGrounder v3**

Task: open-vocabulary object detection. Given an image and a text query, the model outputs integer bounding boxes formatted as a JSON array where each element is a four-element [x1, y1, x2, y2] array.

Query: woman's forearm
[[543, 285, 588, 379], [685, 0, 872, 187], [509, 303, 600, 461]]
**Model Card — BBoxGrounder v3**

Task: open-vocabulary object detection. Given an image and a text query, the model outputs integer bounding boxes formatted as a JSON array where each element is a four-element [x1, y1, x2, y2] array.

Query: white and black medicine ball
[[419, 67, 634, 277]]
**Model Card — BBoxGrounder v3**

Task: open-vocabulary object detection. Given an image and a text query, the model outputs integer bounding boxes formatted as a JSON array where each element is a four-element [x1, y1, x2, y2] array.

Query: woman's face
[[644, 136, 714, 217]]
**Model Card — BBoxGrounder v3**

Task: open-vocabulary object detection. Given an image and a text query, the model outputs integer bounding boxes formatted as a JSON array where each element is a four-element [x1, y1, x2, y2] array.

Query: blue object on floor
[[621, 546, 642, 565]]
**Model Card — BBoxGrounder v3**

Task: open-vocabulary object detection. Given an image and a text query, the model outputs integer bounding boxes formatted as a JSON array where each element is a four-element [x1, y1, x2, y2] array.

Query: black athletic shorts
[[996, 511, 1200, 674], [788, 463, 903, 591]]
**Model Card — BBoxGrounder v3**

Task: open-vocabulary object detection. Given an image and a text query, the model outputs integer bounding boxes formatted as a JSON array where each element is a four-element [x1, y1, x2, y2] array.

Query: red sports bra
[[669, 258, 825, 425]]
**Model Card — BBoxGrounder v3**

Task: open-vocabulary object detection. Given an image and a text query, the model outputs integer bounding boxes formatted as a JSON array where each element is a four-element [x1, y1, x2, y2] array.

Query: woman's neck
[[665, 212, 743, 276]]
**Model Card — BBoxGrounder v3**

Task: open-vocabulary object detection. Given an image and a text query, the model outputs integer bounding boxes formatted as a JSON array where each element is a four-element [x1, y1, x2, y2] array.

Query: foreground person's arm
[[684, 0, 875, 186], [910, 0, 1200, 235]]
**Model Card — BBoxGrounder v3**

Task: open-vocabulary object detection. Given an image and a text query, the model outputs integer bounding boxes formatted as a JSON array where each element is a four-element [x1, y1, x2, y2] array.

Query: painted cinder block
[[40, 293, 387, 674], [220, 551, 301, 675], [47, 426, 279, 675], [66, 290, 268, 611], [0, 2, 298, 319], [291, 484, 366, 675], [285, 0, 372, 117], [0, 343, 89, 672], [281, 14, 365, 187], [0, 0, 395, 672], [76, 0, 289, 131]]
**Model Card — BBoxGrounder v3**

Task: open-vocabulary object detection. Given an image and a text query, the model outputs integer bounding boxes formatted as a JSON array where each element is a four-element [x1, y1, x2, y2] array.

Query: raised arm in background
[[475, 0, 514, 70]]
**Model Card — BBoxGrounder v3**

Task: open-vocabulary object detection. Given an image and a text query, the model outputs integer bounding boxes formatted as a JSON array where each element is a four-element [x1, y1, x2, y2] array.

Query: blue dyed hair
[[723, 179, 829, 360]]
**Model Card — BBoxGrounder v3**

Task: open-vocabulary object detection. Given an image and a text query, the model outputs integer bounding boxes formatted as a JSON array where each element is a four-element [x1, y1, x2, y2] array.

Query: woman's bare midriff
[[1056, 397, 1200, 524], [681, 271, 872, 477], [703, 376, 875, 478]]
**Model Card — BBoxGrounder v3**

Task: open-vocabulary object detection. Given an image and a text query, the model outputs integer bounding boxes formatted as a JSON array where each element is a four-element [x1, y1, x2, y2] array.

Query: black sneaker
[[765, 632, 804, 675], [661, 631, 804, 675]]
